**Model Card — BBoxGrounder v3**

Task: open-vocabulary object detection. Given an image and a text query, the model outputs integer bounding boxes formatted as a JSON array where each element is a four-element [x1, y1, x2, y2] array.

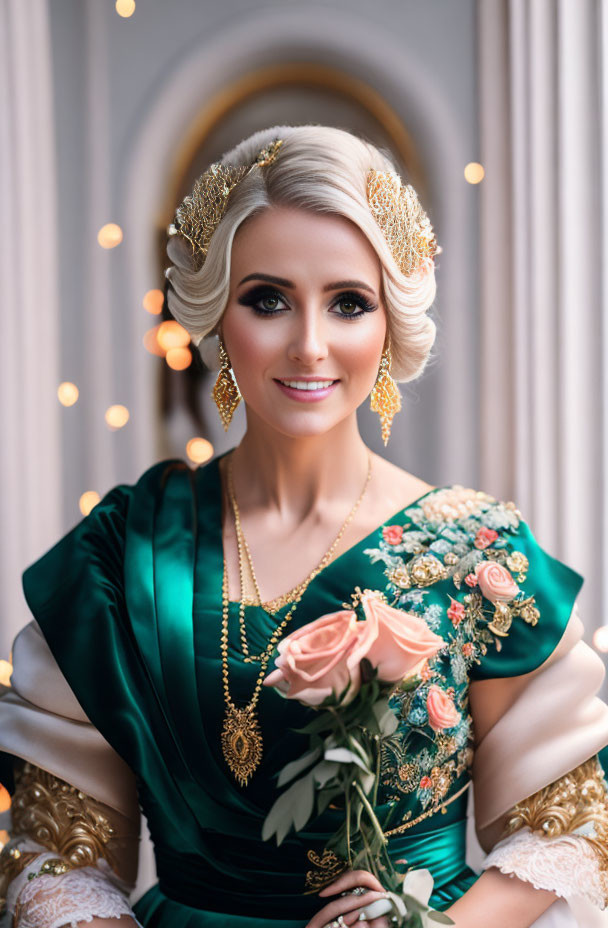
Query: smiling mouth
[[274, 378, 339, 392]]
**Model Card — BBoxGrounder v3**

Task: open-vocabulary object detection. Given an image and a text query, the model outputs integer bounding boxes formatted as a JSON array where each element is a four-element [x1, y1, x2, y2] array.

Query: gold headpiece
[[366, 170, 438, 276], [168, 138, 283, 271], [168, 141, 436, 279]]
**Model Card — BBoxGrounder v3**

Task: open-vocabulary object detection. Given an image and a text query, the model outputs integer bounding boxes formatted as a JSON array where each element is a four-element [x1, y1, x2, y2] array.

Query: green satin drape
[[18, 452, 584, 927]]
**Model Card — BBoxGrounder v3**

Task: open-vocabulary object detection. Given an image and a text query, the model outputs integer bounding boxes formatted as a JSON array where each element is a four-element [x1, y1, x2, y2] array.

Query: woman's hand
[[306, 868, 394, 928]]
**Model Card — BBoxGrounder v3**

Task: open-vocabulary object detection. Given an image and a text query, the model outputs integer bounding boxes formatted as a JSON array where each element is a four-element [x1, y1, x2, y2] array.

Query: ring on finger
[[324, 916, 348, 928], [340, 887, 369, 897]]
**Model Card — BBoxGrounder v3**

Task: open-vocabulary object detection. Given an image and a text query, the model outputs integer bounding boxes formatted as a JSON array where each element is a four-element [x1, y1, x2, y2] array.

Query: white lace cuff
[[2, 836, 144, 928], [482, 826, 608, 910]]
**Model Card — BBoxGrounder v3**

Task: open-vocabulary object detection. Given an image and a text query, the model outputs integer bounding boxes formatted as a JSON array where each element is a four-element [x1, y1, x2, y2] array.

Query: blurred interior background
[[1, 0, 607, 713]]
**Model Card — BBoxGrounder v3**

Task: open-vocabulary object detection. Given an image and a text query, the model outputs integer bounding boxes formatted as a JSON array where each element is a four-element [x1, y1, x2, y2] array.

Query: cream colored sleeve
[[469, 603, 608, 917], [0, 620, 142, 926]]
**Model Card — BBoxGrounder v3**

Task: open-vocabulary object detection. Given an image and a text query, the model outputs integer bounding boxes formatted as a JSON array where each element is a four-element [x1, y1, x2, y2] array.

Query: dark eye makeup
[[237, 285, 378, 320]]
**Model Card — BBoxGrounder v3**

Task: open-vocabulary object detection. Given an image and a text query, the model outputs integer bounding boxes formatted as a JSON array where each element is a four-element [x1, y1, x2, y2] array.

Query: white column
[[477, 0, 606, 639], [0, 0, 61, 655]]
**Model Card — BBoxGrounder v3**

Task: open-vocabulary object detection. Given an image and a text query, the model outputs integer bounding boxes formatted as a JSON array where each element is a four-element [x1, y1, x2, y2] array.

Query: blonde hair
[[165, 124, 437, 382]]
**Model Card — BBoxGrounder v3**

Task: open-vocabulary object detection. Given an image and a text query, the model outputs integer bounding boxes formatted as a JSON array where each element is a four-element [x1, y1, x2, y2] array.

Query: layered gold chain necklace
[[220, 451, 373, 787]]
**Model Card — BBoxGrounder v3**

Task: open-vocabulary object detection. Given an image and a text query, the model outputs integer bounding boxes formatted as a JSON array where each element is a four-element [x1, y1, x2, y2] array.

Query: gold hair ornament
[[366, 170, 438, 277], [168, 139, 283, 271], [370, 343, 402, 445]]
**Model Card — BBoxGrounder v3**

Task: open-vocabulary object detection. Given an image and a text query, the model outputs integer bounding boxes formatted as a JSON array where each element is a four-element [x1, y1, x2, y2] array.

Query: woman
[[1, 125, 607, 928]]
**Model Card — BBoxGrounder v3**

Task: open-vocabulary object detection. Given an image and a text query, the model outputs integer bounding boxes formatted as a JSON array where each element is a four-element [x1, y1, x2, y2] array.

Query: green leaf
[[293, 771, 315, 831], [427, 912, 456, 925], [360, 771, 376, 794], [313, 760, 340, 787], [399, 673, 423, 693], [372, 696, 391, 719], [317, 788, 337, 815], [276, 746, 322, 787], [347, 735, 372, 764], [377, 708, 399, 736], [292, 713, 334, 736], [261, 774, 314, 844], [324, 747, 371, 772]]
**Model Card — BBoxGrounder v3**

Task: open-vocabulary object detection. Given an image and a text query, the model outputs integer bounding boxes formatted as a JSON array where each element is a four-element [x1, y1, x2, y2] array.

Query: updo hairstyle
[[165, 124, 437, 383]]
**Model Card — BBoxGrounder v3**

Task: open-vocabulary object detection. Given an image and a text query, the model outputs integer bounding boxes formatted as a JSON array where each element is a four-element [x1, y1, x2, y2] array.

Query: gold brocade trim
[[0, 761, 120, 917], [501, 756, 608, 868], [303, 848, 349, 894], [383, 780, 471, 836], [301, 781, 472, 894], [8, 762, 117, 870]]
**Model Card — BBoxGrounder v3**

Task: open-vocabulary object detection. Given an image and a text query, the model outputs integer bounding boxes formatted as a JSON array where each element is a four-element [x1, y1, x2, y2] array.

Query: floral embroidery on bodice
[[359, 484, 539, 824]]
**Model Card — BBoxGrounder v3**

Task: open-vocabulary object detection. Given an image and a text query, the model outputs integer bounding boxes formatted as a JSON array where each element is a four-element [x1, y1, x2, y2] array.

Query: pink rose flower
[[447, 599, 465, 627], [382, 524, 404, 545], [426, 684, 462, 731], [462, 642, 474, 658], [464, 573, 478, 587], [360, 592, 446, 684], [474, 526, 499, 549], [262, 609, 377, 706], [475, 560, 519, 602], [420, 776, 432, 790]]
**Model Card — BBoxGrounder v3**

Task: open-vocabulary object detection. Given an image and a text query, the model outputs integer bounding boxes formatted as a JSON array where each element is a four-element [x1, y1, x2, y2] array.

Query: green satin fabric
[[18, 452, 584, 927]]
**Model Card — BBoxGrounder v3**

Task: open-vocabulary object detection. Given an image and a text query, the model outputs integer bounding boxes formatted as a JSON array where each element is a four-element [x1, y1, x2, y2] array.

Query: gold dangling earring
[[370, 343, 402, 446], [212, 338, 242, 430]]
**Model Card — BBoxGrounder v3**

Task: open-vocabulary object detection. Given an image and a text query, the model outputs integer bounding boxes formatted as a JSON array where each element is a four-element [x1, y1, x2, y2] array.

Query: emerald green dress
[[14, 452, 586, 927]]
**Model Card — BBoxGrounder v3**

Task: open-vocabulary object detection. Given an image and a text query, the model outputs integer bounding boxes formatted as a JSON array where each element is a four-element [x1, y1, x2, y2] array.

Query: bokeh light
[[186, 438, 214, 465], [157, 320, 190, 352], [143, 324, 165, 357], [0, 660, 12, 687], [57, 382, 79, 406], [79, 491, 100, 516], [0, 783, 10, 813], [97, 223, 123, 249], [105, 404, 130, 430], [116, 0, 135, 16], [166, 347, 192, 370], [143, 289, 164, 315], [464, 162, 485, 184], [593, 626, 608, 653]]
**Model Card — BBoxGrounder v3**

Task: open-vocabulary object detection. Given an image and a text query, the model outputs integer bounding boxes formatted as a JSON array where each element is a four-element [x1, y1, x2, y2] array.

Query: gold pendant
[[221, 704, 263, 787]]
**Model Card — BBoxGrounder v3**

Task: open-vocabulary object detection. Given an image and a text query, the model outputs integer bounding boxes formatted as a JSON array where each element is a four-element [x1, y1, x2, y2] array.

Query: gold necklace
[[226, 451, 373, 662], [220, 451, 373, 786]]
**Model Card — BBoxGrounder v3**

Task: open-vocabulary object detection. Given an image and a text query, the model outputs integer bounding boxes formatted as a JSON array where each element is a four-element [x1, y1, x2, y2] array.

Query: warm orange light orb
[[57, 382, 79, 406], [0, 660, 12, 687], [116, 0, 135, 16], [157, 320, 190, 351], [593, 626, 608, 653], [0, 783, 10, 813], [80, 491, 100, 516], [142, 289, 164, 315], [166, 347, 192, 370], [97, 223, 123, 249], [105, 405, 130, 430], [186, 438, 214, 465], [464, 162, 485, 184], [143, 325, 165, 357]]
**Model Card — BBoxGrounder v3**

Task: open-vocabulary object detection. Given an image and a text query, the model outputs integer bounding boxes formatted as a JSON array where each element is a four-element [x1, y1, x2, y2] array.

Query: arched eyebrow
[[237, 273, 376, 295]]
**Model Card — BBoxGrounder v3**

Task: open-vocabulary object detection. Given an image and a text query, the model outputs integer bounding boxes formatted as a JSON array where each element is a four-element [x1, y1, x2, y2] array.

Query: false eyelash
[[237, 286, 378, 319]]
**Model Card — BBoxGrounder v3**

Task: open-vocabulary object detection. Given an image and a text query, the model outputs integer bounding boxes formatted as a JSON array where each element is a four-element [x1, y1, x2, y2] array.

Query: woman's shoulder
[[372, 455, 502, 521]]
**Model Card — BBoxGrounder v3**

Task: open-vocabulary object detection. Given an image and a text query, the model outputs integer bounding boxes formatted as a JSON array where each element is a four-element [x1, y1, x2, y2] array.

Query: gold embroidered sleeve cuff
[[482, 756, 608, 909]]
